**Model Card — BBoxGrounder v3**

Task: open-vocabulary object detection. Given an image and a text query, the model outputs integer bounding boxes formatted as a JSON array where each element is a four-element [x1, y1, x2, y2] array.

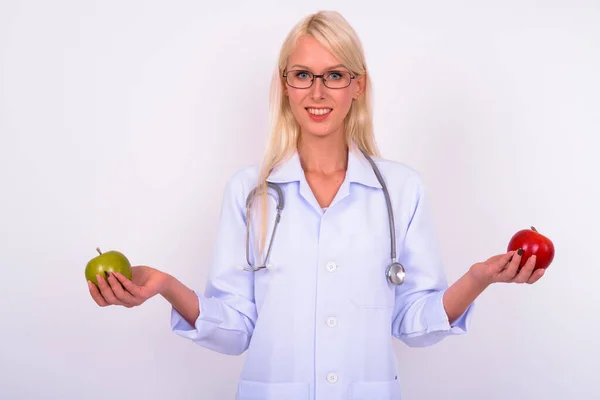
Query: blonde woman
[[88, 10, 544, 400]]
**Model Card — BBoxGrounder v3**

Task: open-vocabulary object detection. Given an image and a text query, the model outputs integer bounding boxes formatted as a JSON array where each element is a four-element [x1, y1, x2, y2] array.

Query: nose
[[309, 76, 325, 99]]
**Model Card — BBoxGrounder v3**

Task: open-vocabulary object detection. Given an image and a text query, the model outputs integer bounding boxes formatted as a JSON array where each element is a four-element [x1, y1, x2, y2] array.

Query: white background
[[1, 1, 599, 399]]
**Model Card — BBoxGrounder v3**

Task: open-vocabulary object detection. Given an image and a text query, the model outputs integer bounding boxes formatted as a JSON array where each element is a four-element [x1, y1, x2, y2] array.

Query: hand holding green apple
[[86, 248, 170, 308], [85, 247, 132, 286]]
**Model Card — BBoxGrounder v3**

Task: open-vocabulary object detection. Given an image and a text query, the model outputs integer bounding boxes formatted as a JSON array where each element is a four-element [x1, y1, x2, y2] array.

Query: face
[[283, 35, 365, 139]]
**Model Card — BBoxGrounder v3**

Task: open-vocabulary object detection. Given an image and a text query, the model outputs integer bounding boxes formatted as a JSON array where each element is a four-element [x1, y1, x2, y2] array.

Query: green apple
[[85, 247, 132, 286]]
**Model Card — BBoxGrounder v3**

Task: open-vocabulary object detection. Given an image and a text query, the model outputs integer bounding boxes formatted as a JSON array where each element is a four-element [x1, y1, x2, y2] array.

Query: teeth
[[307, 108, 332, 116]]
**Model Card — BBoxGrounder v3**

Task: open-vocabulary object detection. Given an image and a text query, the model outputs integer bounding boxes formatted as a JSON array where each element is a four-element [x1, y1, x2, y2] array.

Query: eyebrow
[[290, 64, 347, 71]]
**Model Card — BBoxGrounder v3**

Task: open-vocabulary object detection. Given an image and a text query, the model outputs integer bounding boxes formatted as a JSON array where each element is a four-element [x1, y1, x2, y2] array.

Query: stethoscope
[[241, 150, 406, 286]]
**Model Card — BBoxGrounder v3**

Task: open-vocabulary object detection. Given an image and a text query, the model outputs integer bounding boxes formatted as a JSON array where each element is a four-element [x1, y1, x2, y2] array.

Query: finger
[[488, 252, 512, 265], [113, 272, 146, 300], [500, 249, 522, 281], [489, 251, 516, 275], [513, 255, 536, 283], [88, 280, 109, 307], [527, 268, 545, 284], [107, 272, 137, 307], [96, 274, 126, 306]]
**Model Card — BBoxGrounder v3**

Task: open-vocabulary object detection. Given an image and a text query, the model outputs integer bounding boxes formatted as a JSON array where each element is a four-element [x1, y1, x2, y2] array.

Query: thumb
[[486, 251, 515, 273], [495, 251, 516, 268], [486, 253, 509, 263]]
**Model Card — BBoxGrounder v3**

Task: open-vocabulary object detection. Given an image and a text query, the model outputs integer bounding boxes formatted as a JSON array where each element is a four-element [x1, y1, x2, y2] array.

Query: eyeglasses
[[282, 69, 355, 89]]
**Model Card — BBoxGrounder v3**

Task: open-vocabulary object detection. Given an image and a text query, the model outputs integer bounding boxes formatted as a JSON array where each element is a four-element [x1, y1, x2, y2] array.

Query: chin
[[301, 121, 342, 138], [301, 128, 334, 139]]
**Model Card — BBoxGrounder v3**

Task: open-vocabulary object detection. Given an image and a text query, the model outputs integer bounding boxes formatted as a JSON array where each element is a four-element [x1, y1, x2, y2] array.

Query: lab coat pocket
[[236, 380, 310, 400], [349, 234, 395, 309], [349, 380, 402, 400]]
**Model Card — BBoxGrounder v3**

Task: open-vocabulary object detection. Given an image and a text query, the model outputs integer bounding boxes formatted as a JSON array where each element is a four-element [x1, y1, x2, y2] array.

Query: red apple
[[507, 226, 555, 270]]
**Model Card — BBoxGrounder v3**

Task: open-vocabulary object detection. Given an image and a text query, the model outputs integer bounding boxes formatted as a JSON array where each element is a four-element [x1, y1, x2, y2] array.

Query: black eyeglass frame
[[282, 69, 356, 89]]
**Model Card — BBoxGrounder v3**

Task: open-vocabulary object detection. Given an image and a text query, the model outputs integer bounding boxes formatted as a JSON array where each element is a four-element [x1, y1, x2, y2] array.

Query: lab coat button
[[326, 262, 337, 272], [327, 373, 338, 384], [326, 317, 337, 327]]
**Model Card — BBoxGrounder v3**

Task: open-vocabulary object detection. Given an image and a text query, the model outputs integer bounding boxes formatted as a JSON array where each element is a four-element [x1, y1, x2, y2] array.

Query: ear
[[353, 75, 366, 99]]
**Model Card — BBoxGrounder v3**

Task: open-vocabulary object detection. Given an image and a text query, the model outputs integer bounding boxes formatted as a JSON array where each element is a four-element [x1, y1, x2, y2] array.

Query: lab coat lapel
[[328, 146, 382, 208], [266, 152, 323, 213], [265, 145, 382, 213]]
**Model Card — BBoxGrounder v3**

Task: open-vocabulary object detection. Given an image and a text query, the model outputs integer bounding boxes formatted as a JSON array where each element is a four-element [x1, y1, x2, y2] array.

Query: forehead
[[287, 35, 343, 70]]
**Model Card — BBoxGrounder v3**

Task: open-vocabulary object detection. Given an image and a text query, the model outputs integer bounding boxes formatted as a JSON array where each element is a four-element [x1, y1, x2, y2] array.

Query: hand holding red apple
[[507, 226, 555, 270], [468, 226, 554, 286], [469, 249, 542, 286]]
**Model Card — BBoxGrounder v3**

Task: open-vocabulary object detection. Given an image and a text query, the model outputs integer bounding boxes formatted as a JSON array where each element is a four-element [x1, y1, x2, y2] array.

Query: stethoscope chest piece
[[386, 262, 406, 286]]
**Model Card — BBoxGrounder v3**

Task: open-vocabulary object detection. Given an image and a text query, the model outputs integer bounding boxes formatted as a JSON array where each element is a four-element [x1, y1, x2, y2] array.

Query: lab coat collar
[[266, 143, 382, 189]]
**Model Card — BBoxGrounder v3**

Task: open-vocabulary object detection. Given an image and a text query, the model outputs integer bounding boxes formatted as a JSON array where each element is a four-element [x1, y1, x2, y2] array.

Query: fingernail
[[517, 248, 523, 256]]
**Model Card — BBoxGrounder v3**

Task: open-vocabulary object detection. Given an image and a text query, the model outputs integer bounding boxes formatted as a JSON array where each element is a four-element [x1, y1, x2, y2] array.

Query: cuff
[[170, 291, 223, 341], [424, 289, 474, 334]]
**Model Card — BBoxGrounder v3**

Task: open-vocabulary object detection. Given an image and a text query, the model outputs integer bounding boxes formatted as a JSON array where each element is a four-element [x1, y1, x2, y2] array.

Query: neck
[[297, 131, 348, 175]]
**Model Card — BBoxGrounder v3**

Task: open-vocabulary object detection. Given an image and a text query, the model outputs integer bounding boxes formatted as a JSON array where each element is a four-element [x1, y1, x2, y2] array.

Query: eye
[[294, 71, 312, 80], [326, 71, 344, 80]]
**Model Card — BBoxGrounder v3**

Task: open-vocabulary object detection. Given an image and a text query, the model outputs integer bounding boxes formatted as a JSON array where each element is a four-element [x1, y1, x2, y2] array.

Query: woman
[[88, 10, 544, 400]]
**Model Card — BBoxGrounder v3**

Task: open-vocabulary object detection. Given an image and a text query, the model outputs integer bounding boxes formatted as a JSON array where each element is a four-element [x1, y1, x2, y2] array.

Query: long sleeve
[[170, 170, 258, 355], [391, 173, 474, 347]]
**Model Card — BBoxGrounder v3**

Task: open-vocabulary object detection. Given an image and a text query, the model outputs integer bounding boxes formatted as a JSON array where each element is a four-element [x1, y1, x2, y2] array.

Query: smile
[[306, 107, 332, 116]]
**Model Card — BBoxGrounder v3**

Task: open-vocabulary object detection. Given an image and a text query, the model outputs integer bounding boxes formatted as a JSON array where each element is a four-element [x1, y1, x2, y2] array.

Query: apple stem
[[96, 247, 102, 255], [531, 226, 538, 232]]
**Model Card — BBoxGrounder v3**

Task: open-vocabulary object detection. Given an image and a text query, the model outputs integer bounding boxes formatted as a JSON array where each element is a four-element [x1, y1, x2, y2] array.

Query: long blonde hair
[[251, 10, 380, 261]]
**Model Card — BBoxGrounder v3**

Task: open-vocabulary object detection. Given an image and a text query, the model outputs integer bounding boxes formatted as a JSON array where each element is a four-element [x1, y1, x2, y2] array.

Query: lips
[[306, 107, 332, 121]]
